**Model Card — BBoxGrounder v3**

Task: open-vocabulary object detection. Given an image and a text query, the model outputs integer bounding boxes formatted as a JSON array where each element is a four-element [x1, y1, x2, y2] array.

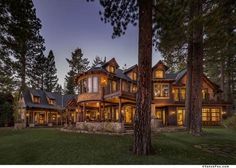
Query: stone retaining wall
[[14, 123, 26, 129], [75, 122, 125, 133]]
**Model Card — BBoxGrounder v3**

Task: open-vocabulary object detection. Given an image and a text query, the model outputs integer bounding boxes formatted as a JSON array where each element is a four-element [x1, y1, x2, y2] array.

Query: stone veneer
[[75, 122, 125, 133]]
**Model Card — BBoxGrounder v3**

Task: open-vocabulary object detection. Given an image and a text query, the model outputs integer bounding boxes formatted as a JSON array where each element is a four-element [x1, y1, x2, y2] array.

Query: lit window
[[108, 66, 115, 73], [180, 88, 186, 100], [93, 77, 98, 92], [202, 108, 211, 121], [202, 89, 209, 100], [33, 96, 40, 104], [211, 108, 220, 121], [153, 83, 169, 98], [173, 88, 179, 101], [133, 72, 137, 80], [88, 77, 93, 93], [155, 70, 164, 78], [131, 84, 137, 93], [48, 99, 55, 105], [111, 81, 117, 92]]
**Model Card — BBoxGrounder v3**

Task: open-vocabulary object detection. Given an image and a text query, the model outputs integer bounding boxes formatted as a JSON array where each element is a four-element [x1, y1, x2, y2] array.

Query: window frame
[[153, 83, 170, 99]]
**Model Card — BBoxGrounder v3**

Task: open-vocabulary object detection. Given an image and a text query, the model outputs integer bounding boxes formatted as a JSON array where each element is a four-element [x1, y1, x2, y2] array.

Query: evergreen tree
[[0, 0, 45, 91], [204, 0, 236, 102], [54, 84, 63, 94], [0, 0, 15, 93], [44, 50, 59, 92], [65, 48, 89, 94], [29, 52, 46, 90], [92, 56, 106, 67]]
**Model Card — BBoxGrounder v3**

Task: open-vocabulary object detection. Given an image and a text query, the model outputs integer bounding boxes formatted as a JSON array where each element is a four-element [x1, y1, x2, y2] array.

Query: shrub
[[222, 114, 236, 129]]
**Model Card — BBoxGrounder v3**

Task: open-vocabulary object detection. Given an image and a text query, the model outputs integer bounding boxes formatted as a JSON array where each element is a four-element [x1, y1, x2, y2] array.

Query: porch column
[[118, 98, 122, 123], [109, 106, 112, 121], [56, 113, 58, 126], [49, 111, 51, 123], [83, 102, 86, 122], [74, 112, 76, 123], [99, 101, 102, 121], [102, 101, 105, 121], [33, 111, 35, 124], [45, 112, 47, 125]]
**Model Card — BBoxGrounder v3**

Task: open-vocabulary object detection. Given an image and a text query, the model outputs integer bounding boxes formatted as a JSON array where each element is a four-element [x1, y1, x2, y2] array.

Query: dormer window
[[33, 96, 40, 104], [155, 70, 164, 78], [107, 65, 115, 73], [48, 99, 55, 105]]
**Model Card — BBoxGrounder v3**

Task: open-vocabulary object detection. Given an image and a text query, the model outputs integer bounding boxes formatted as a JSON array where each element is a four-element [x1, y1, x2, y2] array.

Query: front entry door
[[39, 114, 45, 124], [125, 106, 133, 124], [177, 108, 185, 126]]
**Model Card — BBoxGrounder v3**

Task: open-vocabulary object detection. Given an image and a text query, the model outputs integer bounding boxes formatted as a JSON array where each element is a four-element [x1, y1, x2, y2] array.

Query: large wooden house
[[74, 58, 231, 127], [19, 58, 231, 129]]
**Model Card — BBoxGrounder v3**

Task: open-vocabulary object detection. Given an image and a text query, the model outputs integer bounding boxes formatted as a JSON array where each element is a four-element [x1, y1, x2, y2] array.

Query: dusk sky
[[33, 0, 162, 86]]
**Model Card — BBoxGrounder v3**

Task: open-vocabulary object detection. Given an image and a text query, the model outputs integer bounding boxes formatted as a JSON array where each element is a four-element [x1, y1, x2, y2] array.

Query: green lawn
[[0, 127, 235, 164]]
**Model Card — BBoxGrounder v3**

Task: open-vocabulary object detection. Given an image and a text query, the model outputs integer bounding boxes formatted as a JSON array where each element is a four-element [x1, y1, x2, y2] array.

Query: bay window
[[80, 76, 99, 94], [153, 83, 169, 98]]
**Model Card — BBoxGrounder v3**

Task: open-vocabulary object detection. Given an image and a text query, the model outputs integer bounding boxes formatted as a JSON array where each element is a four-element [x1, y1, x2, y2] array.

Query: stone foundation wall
[[75, 122, 125, 133], [14, 123, 26, 129], [151, 118, 163, 131]]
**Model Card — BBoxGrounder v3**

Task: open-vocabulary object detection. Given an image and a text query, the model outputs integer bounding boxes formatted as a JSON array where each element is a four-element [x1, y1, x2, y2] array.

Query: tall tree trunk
[[185, 0, 194, 131], [133, 0, 152, 155], [220, 59, 225, 100], [185, 39, 193, 130], [186, 0, 203, 136]]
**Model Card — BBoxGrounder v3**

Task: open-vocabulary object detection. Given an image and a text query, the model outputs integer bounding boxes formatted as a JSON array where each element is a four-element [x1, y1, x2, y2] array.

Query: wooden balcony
[[104, 90, 136, 100]]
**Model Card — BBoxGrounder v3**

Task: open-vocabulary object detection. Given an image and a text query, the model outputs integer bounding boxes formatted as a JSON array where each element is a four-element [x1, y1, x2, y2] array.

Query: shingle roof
[[115, 69, 132, 81], [123, 64, 137, 74], [22, 89, 76, 110]]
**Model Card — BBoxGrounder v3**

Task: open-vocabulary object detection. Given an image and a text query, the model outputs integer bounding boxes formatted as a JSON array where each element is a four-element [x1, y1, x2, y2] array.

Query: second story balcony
[[104, 79, 136, 100]]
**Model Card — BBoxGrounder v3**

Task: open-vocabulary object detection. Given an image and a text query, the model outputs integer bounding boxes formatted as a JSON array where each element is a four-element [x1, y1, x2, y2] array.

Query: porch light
[[96, 102, 99, 107], [100, 76, 108, 86], [222, 111, 226, 114], [26, 112, 29, 117], [170, 111, 175, 115]]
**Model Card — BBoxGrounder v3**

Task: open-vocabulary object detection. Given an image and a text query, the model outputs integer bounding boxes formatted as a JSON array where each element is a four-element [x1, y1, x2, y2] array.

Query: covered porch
[[76, 98, 135, 124]]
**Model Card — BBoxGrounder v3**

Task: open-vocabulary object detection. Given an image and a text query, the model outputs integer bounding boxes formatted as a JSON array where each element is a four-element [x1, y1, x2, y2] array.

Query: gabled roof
[[22, 88, 76, 110], [102, 58, 119, 68], [123, 64, 138, 74], [45, 92, 55, 99], [152, 60, 169, 71], [173, 69, 187, 84], [115, 69, 131, 81]]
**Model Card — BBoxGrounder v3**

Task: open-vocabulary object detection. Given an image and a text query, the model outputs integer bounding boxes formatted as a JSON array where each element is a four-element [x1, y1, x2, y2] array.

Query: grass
[[0, 127, 235, 164]]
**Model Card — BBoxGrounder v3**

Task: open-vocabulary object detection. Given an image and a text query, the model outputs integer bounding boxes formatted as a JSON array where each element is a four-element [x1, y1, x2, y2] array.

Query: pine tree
[[92, 56, 106, 67], [29, 52, 46, 90], [54, 84, 63, 94], [204, 0, 236, 102], [44, 50, 59, 92], [0, 0, 45, 91], [65, 48, 89, 94], [0, 0, 15, 93]]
